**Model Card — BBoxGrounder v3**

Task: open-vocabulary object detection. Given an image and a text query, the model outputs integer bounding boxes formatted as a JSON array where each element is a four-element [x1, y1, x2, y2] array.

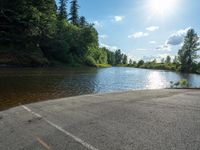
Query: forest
[[0, 0, 128, 67]]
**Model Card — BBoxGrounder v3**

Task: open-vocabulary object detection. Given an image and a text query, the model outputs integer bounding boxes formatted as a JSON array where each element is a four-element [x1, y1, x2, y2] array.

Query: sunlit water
[[0, 67, 200, 110]]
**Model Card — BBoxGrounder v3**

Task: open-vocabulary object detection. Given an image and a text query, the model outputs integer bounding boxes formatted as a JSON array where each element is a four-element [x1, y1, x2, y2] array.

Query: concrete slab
[[1, 89, 200, 150]]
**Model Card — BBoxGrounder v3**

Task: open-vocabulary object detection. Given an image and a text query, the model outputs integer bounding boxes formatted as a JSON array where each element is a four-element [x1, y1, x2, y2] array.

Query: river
[[0, 67, 200, 110]]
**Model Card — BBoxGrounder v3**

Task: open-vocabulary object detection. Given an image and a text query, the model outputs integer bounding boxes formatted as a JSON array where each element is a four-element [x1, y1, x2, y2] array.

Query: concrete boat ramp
[[0, 89, 200, 150]]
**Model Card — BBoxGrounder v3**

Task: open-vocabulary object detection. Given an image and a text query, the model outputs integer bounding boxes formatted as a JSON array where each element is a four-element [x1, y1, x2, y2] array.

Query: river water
[[0, 67, 200, 110]]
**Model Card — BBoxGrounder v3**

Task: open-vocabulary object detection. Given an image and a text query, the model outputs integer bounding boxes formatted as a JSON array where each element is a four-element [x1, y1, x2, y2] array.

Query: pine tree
[[122, 54, 128, 64], [79, 16, 87, 27], [69, 0, 79, 25], [58, 0, 68, 20], [178, 29, 200, 72]]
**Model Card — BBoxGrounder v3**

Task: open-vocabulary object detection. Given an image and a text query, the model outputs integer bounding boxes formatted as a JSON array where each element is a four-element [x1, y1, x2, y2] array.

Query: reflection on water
[[146, 71, 167, 89], [0, 67, 200, 110]]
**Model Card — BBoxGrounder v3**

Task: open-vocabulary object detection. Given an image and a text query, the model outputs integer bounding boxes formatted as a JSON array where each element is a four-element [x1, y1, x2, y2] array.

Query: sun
[[148, 0, 178, 17]]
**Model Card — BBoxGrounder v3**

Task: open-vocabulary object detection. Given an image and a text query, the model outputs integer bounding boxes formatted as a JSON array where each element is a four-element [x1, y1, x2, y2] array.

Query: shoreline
[[1, 88, 200, 112]]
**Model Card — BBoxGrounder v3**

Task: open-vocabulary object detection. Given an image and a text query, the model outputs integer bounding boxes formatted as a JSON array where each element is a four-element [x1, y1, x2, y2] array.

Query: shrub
[[171, 79, 189, 88], [85, 56, 96, 67]]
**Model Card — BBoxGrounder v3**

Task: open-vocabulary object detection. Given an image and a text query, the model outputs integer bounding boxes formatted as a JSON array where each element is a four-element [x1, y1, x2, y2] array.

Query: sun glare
[[148, 0, 178, 17]]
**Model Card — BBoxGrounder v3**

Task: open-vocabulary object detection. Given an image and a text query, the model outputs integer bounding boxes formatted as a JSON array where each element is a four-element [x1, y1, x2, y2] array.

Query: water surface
[[0, 67, 200, 110]]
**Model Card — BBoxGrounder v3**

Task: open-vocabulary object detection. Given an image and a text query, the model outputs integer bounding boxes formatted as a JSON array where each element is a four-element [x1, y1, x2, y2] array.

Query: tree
[[122, 54, 128, 64], [129, 59, 133, 65], [173, 56, 178, 64], [58, 0, 68, 20], [165, 56, 171, 64], [105, 49, 116, 65], [79, 16, 87, 27], [137, 60, 144, 67], [0, 0, 130, 67], [115, 49, 123, 65], [69, 0, 79, 25], [178, 29, 200, 72]]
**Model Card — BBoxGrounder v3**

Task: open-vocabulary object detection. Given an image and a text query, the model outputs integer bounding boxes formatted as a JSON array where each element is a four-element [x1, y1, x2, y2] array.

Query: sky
[[58, 0, 200, 61]]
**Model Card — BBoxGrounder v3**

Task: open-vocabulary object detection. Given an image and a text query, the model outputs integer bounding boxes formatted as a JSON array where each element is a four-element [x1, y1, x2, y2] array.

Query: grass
[[96, 64, 112, 68]]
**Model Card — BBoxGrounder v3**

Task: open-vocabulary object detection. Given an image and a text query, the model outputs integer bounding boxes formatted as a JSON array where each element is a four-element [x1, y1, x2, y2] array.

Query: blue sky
[[58, 0, 200, 61]]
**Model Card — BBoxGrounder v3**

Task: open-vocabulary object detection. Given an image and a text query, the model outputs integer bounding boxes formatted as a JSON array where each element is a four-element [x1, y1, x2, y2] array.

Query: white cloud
[[100, 43, 118, 51], [157, 53, 174, 59], [141, 56, 157, 62], [142, 54, 175, 62], [146, 26, 159, 32], [166, 27, 191, 45], [136, 48, 147, 51], [93, 21, 102, 28], [156, 44, 171, 51], [113, 16, 124, 22], [128, 32, 149, 38], [149, 41, 156, 44], [99, 34, 108, 39]]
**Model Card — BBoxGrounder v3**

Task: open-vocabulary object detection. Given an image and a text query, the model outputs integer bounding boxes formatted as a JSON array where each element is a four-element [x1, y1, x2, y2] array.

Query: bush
[[171, 79, 189, 88], [85, 56, 96, 67]]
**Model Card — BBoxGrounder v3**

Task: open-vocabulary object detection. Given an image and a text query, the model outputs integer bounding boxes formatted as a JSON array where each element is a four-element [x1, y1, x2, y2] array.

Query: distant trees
[[165, 56, 171, 64], [137, 60, 144, 67], [161, 58, 165, 63], [115, 50, 123, 64], [106, 50, 116, 65], [129, 59, 133, 65], [128, 29, 200, 73], [178, 29, 200, 72], [122, 55, 128, 64]]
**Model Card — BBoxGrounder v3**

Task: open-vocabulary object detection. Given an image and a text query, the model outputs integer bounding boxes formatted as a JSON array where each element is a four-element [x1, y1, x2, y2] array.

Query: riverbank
[[1, 89, 200, 150], [126, 64, 200, 75]]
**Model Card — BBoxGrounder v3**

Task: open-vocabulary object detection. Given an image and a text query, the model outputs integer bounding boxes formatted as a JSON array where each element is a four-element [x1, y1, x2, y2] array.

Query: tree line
[[128, 29, 200, 73], [0, 0, 127, 67]]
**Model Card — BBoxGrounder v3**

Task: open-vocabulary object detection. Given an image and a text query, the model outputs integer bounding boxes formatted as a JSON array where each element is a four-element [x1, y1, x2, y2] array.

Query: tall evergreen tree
[[79, 16, 87, 27], [122, 54, 128, 64], [69, 0, 79, 25], [58, 0, 68, 20], [115, 49, 123, 65], [178, 29, 200, 72]]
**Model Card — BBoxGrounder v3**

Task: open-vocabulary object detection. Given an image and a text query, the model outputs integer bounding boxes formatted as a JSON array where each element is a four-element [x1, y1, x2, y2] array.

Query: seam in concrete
[[22, 105, 99, 150]]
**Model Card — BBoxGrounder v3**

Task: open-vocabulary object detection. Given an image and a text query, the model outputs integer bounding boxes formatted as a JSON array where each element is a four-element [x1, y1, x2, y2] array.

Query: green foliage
[[170, 79, 190, 88], [165, 55, 171, 64], [85, 56, 96, 67], [137, 60, 144, 67], [0, 0, 119, 67], [96, 64, 112, 68], [122, 54, 128, 64], [178, 29, 200, 72], [106, 50, 116, 65], [115, 50, 123, 65], [196, 63, 200, 74]]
